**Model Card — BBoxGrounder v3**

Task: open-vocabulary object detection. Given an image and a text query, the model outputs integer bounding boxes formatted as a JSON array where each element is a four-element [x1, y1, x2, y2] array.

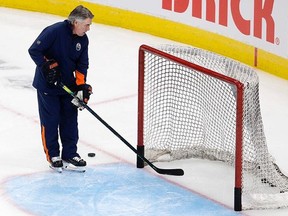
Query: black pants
[[37, 91, 79, 162]]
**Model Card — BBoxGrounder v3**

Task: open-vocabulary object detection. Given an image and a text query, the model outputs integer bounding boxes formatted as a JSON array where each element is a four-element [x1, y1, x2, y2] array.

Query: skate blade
[[49, 165, 63, 173], [63, 162, 86, 173]]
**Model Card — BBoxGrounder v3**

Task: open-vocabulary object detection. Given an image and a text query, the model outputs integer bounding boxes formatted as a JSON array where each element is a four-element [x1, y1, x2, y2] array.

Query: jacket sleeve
[[75, 38, 89, 85], [28, 26, 56, 67]]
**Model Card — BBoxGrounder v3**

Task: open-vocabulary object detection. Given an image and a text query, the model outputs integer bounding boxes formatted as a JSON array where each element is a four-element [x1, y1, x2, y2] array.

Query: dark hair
[[68, 5, 94, 23]]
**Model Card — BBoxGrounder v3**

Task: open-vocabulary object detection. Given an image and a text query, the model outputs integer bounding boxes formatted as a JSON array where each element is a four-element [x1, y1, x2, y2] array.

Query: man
[[28, 5, 94, 172]]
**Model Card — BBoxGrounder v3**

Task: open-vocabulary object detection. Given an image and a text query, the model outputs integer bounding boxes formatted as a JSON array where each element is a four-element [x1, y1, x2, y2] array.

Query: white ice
[[0, 7, 288, 216]]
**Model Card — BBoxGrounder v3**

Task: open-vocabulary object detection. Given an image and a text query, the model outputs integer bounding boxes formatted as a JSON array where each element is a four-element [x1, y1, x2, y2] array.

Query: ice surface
[[0, 7, 288, 216]]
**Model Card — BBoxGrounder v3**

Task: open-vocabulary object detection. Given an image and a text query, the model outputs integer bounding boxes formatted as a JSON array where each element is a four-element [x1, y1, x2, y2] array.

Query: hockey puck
[[88, 152, 96, 157]]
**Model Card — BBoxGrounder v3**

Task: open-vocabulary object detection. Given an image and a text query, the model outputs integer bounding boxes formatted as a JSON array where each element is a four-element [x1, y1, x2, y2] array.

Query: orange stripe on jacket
[[41, 125, 50, 162], [75, 70, 85, 85]]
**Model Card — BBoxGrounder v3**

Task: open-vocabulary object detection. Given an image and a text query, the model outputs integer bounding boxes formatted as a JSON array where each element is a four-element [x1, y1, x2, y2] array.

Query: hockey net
[[137, 44, 288, 211]]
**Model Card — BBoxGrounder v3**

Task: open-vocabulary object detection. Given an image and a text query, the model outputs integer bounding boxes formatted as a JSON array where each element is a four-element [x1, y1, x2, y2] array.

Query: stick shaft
[[59, 83, 184, 176]]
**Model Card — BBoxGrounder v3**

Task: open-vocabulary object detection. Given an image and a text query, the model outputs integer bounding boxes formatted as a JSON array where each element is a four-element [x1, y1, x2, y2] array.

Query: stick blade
[[156, 168, 184, 176]]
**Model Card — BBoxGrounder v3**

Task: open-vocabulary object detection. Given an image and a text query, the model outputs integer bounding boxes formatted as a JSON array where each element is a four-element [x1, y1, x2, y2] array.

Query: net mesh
[[140, 44, 288, 210]]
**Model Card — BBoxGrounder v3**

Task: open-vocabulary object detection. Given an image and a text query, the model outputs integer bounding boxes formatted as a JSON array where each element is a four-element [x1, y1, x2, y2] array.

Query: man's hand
[[71, 84, 93, 110], [75, 84, 93, 103], [41, 59, 60, 84]]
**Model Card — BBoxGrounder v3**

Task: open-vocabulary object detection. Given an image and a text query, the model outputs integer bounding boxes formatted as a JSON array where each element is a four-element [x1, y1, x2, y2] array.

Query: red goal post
[[137, 44, 288, 211]]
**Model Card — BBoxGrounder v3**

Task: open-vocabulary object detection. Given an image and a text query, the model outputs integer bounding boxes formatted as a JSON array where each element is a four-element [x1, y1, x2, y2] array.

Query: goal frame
[[137, 44, 244, 211]]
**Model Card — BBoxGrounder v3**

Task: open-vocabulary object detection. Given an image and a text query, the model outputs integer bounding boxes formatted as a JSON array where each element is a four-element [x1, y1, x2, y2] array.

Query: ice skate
[[49, 156, 63, 173], [63, 156, 86, 172]]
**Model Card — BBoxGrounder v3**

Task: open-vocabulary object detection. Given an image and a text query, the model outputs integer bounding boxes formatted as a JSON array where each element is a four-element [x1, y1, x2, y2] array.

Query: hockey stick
[[59, 82, 184, 176]]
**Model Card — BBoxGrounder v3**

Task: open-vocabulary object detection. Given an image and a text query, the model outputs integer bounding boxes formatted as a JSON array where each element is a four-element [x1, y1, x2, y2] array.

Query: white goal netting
[[138, 44, 288, 210]]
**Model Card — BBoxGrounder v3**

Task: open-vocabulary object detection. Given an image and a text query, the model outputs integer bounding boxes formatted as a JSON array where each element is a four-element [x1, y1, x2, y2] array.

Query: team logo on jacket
[[76, 43, 81, 51]]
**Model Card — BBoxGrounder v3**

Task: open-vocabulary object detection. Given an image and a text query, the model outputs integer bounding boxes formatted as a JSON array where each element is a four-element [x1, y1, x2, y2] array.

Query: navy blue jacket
[[28, 20, 89, 94]]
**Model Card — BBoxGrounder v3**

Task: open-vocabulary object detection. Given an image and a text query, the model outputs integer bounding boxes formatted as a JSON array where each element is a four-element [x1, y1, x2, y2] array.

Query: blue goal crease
[[3, 163, 240, 216]]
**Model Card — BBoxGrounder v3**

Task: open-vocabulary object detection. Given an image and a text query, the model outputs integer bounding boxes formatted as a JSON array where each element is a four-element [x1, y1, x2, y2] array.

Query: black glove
[[41, 59, 60, 84], [75, 84, 93, 104]]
